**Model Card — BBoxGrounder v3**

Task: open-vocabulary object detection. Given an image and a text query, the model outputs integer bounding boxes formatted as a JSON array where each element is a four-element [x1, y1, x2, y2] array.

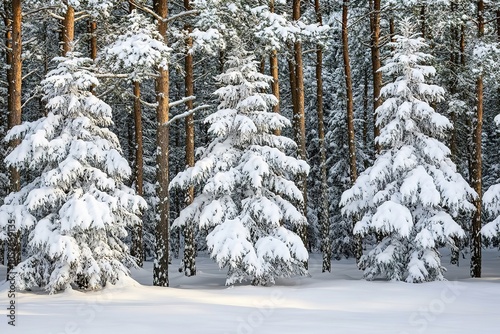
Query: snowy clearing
[[1, 249, 499, 334]]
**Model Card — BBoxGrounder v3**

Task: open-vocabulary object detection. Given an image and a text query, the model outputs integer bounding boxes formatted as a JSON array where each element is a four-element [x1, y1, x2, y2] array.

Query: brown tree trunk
[[363, 69, 369, 169], [389, 13, 395, 44], [342, 0, 361, 262], [183, 0, 196, 276], [88, 20, 97, 94], [449, 1, 460, 266], [131, 81, 144, 267], [153, 0, 170, 287], [314, 0, 330, 273], [292, 0, 308, 254], [471, 0, 484, 279], [369, 0, 382, 153], [62, 6, 74, 56], [5, 0, 22, 274], [269, 0, 280, 136], [89, 21, 97, 60], [497, 10, 500, 40]]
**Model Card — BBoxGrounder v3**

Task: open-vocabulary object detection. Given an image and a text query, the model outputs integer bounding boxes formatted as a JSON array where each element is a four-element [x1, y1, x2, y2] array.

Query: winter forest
[[0, 0, 499, 332]]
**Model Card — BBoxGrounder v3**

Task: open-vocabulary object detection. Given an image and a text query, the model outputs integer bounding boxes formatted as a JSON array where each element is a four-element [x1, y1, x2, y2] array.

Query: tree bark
[[88, 20, 97, 94], [183, 0, 196, 277], [292, 0, 308, 254], [269, 0, 280, 136], [314, 0, 330, 273], [449, 1, 460, 266], [470, 0, 485, 278], [363, 69, 369, 169], [369, 0, 382, 154], [5, 0, 22, 274], [342, 0, 361, 262], [471, 0, 484, 279], [131, 81, 144, 267], [153, 0, 170, 287], [62, 6, 74, 56]]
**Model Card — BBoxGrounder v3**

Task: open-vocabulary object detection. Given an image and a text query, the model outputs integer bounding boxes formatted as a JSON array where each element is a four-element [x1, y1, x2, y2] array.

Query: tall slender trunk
[[88, 20, 97, 95], [260, 57, 265, 74], [471, 0, 484, 279], [6, 0, 22, 274], [125, 2, 144, 266], [62, 6, 74, 56], [183, 0, 196, 276], [131, 81, 144, 267], [389, 13, 395, 44], [2, 1, 13, 268], [363, 69, 369, 169], [342, 0, 361, 262], [369, 0, 382, 154], [153, 0, 170, 287], [88, 21, 97, 60], [269, 0, 280, 136], [292, 0, 308, 254], [449, 1, 460, 266], [314, 0, 330, 273]]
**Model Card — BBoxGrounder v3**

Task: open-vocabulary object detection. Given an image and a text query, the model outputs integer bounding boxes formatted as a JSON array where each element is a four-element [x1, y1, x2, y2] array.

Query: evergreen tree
[[0, 55, 146, 293], [170, 54, 309, 285], [340, 20, 476, 282]]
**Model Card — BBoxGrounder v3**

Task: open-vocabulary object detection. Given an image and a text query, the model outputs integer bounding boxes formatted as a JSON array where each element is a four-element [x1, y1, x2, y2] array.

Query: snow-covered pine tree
[[340, 19, 476, 283], [170, 53, 309, 285], [0, 55, 146, 293]]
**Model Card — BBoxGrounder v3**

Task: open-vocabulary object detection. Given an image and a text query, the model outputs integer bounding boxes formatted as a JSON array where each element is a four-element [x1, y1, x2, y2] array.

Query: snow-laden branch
[[23, 6, 59, 17], [165, 10, 200, 24], [165, 104, 211, 126], [128, 0, 199, 23], [93, 73, 130, 79], [169, 95, 196, 108]]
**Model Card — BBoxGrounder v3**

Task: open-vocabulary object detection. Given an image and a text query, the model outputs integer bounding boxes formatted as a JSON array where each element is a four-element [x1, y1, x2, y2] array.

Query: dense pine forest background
[[1, 0, 500, 292]]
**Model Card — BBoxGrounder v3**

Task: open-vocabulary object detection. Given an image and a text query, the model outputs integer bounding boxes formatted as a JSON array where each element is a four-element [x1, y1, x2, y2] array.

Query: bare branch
[[47, 10, 64, 20], [165, 104, 211, 126], [23, 6, 59, 17]]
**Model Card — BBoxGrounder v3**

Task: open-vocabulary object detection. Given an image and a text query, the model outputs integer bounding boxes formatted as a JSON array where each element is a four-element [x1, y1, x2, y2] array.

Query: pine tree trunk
[[260, 57, 265, 74], [131, 81, 144, 267], [269, 0, 280, 136], [88, 20, 97, 94], [6, 0, 22, 275], [2, 2, 12, 268], [363, 69, 369, 169], [89, 20, 97, 60], [471, 0, 484, 279], [153, 0, 170, 287], [342, 0, 361, 262], [292, 0, 308, 254], [314, 0, 330, 273], [369, 0, 382, 154], [62, 6, 74, 56], [183, 0, 196, 276], [449, 1, 460, 266]]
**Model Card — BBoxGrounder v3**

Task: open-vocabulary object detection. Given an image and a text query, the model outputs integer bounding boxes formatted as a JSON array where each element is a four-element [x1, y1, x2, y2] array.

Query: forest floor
[[0, 249, 499, 334]]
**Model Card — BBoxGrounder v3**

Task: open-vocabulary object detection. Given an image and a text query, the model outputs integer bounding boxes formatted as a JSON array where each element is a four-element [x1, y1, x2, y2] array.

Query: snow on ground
[[1, 249, 499, 334]]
